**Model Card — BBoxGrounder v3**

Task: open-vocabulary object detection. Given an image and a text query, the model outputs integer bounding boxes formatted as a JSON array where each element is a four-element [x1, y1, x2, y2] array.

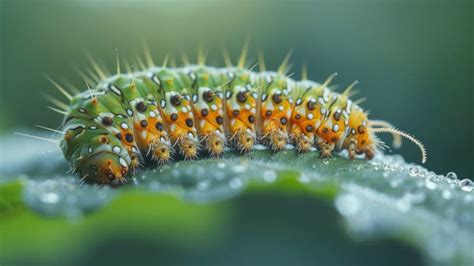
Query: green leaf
[[0, 135, 472, 266]]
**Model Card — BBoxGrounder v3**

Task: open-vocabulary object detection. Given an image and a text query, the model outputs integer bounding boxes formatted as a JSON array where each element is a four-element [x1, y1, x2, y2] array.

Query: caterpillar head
[[80, 152, 128, 186]]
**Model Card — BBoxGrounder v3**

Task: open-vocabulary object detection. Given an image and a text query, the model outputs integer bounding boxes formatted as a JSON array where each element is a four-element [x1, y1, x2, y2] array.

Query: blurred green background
[[0, 0, 472, 178]]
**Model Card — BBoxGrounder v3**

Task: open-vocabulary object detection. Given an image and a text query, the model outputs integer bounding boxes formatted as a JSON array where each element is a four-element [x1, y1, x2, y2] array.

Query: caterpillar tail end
[[79, 152, 128, 186]]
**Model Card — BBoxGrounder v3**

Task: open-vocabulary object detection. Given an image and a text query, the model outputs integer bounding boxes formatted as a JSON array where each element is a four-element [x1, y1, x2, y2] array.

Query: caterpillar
[[44, 45, 427, 186]]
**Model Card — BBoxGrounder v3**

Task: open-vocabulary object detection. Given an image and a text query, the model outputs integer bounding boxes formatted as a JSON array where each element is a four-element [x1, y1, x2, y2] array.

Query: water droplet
[[298, 174, 310, 183], [312, 164, 316, 169], [263, 170, 277, 183], [40, 192, 59, 204], [459, 179, 473, 192], [425, 179, 437, 190], [390, 179, 401, 188], [322, 159, 329, 165], [383, 163, 392, 171], [232, 164, 246, 173], [197, 180, 210, 191], [229, 178, 242, 189], [442, 190, 451, 200], [217, 162, 226, 169], [396, 197, 411, 212], [418, 169, 427, 178], [409, 167, 418, 177], [446, 172, 457, 181], [335, 194, 360, 216]]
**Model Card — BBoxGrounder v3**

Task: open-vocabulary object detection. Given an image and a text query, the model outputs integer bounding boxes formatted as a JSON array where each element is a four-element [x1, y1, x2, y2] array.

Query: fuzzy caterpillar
[[46, 48, 427, 185]]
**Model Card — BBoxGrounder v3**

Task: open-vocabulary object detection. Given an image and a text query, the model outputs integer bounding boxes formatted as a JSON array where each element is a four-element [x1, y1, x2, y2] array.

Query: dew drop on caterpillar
[[43, 44, 427, 186]]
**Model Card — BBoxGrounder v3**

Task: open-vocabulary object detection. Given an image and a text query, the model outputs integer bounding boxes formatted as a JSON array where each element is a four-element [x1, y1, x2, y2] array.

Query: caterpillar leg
[[176, 134, 199, 160], [204, 130, 226, 157], [262, 128, 287, 152], [231, 129, 255, 153], [317, 138, 335, 158], [293, 133, 313, 153]]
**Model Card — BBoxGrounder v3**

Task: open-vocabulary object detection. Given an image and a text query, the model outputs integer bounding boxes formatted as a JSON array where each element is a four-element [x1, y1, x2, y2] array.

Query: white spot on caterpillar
[[251, 108, 256, 114], [307, 113, 314, 119], [149, 111, 156, 117], [200, 120, 205, 128], [323, 89, 330, 102], [126, 109, 133, 116], [108, 84, 122, 96], [231, 119, 236, 126], [192, 94, 198, 103], [245, 104, 251, 110], [160, 100, 166, 108], [333, 124, 340, 132], [119, 157, 127, 167], [318, 97, 325, 106], [296, 98, 302, 105], [120, 123, 128, 130], [88, 147, 93, 153], [261, 93, 268, 101], [181, 107, 187, 113], [189, 72, 196, 81], [278, 106, 284, 111], [170, 124, 176, 132], [113, 146, 121, 153], [226, 91, 231, 99], [211, 104, 217, 111], [320, 108, 327, 115], [152, 75, 160, 85]]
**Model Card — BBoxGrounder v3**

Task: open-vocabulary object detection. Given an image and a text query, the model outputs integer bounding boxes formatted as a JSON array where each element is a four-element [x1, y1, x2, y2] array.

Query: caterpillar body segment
[[222, 68, 258, 153], [257, 73, 293, 151], [289, 80, 328, 153], [179, 66, 226, 157], [53, 55, 426, 185], [150, 68, 199, 160]]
